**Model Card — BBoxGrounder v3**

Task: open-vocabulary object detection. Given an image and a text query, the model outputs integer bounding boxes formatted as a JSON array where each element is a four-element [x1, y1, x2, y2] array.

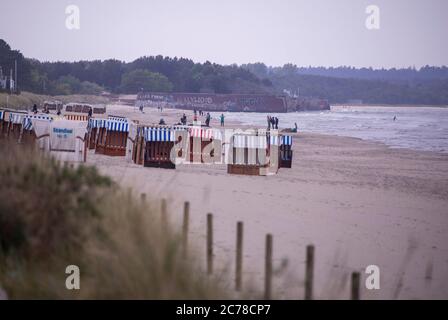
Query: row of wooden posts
[[141, 193, 362, 300]]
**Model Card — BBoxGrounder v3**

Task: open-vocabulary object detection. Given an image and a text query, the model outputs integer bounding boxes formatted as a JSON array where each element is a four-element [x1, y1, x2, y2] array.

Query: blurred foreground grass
[[0, 141, 228, 299]]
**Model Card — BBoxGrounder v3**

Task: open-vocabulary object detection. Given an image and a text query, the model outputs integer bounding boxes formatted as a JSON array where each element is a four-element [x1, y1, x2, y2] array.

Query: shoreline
[[105, 102, 448, 157], [331, 104, 448, 109], [219, 107, 448, 155], [300, 131, 448, 156]]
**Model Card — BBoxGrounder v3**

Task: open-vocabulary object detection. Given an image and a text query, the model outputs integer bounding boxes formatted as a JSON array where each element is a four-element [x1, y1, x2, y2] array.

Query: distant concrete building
[[136, 92, 288, 112], [286, 96, 330, 112], [347, 99, 363, 105]]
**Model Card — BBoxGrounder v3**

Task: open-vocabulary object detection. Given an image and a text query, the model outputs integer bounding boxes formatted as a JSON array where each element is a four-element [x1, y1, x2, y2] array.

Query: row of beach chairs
[[1, 109, 293, 176]]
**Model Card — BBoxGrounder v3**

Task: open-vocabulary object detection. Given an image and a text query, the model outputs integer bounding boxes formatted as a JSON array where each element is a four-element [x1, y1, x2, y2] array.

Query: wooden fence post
[[136, 136, 142, 165], [351, 272, 361, 300], [264, 234, 273, 300], [305, 245, 314, 300], [235, 221, 243, 291], [207, 213, 213, 275], [182, 201, 190, 258], [83, 133, 87, 162]]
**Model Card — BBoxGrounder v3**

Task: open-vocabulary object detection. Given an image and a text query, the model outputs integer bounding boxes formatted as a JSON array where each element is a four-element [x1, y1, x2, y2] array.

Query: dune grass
[[0, 141, 228, 299]]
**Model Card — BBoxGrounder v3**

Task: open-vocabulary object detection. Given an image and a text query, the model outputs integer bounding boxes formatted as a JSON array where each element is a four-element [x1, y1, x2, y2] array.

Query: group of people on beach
[[194, 109, 212, 126], [175, 110, 225, 127], [193, 109, 225, 127], [267, 115, 279, 129]]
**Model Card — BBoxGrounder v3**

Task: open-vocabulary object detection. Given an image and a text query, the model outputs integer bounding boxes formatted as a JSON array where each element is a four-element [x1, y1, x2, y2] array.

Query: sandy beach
[[89, 104, 448, 299]]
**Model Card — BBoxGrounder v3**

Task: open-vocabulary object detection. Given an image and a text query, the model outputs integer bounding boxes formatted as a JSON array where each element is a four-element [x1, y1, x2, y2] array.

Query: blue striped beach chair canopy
[[23, 114, 53, 131], [143, 126, 174, 142], [269, 134, 293, 146], [107, 119, 129, 132], [88, 118, 108, 129], [108, 115, 128, 122], [8, 111, 28, 124], [282, 135, 293, 146]]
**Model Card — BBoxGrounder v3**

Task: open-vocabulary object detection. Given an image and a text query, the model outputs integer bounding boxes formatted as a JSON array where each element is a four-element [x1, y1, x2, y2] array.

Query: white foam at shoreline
[[217, 106, 448, 153]]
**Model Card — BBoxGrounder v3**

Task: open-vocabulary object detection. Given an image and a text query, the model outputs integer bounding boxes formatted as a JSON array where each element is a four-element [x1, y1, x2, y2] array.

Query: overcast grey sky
[[1, 0, 447, 68]]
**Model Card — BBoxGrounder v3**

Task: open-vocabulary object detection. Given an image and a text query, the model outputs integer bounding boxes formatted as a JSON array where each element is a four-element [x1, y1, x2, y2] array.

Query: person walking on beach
[[267, 115, 271, 130], [275, 117, 279, 129], [220, 113, 225, 127], [181, 113, 187, 125], [393, 116, 397, 121], [32, 104, 38, 114], [205, 112, 211, 126]]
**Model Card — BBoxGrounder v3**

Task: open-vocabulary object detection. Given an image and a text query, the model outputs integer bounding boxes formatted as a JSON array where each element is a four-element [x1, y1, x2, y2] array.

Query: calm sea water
[[218, 106, 448, 153]]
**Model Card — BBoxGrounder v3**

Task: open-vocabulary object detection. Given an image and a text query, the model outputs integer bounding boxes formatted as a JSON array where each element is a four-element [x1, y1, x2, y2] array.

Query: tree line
[[243, 63, 448, 105], [1, 39, 448, 105], [243, 62, 448, 82]]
